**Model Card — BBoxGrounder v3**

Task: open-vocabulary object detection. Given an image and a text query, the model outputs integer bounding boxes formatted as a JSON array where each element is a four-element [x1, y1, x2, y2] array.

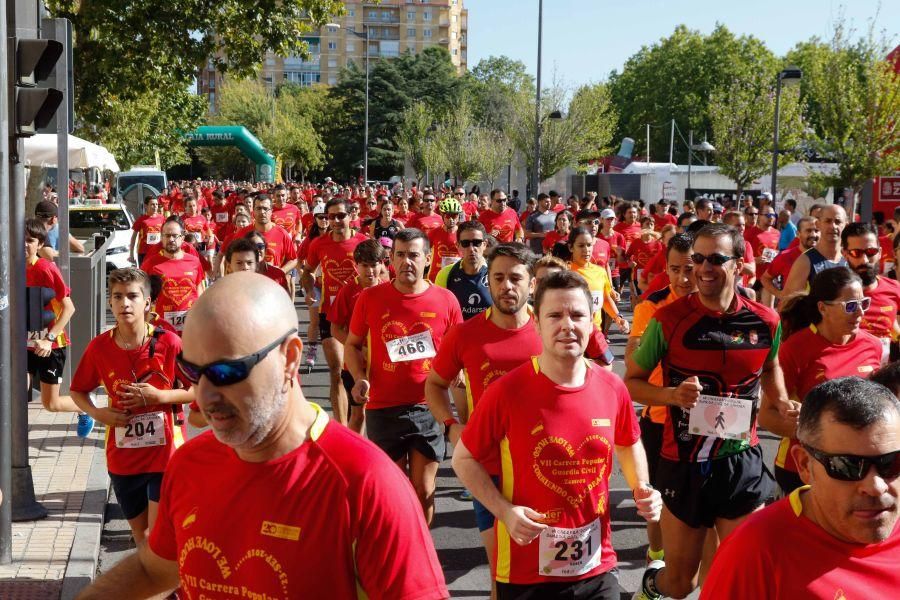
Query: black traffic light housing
[[15, 38, 64, 137]]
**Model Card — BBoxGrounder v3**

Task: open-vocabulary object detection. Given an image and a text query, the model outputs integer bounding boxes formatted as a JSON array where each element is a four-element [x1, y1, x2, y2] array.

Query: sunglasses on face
[[176, 328, 298, 386], [327, 212, 348, 221], [454, 192, 465, 196], [846, 248, 880, 259], [315, 214, 327, 219], [823, 297, 871, 313], [802, 444, 900, 481], [255, 242, 266, 251], [690, 252, 736, 266], [459, 238, 485, 248]]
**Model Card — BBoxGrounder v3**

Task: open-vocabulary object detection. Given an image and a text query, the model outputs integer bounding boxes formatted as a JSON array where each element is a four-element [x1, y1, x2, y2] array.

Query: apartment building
[[198, 0, 467, 111]]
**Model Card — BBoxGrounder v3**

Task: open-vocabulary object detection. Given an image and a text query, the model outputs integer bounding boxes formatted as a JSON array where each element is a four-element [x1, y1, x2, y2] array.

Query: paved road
[[98, 298, 778, 599]]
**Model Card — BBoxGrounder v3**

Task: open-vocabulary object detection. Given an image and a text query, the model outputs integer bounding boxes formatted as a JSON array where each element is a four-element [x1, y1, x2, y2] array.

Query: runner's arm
[[280, 258, 298, 274], [757, 357, 799, 437], [614, 440, 650, 489], [50, 297, 75, 338], [781, 253, 810, 297], [330, 321, 349, 344], [76, 543, 179, 599], [759, 269, 782, 300], [344, 331, 368, 383], [425, 370, 463, 445], [129, 229, 140, 261]]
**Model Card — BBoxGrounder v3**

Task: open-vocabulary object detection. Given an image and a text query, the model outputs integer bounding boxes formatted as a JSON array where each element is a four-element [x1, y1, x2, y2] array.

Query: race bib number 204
[[115, 411, 166, 449]]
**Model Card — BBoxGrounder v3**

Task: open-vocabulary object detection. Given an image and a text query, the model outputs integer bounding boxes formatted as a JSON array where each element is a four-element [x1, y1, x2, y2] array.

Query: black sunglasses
[[802, 444, 900, 482], [846, 248, 880, 259], [459, 238, 485, 248], [176, 328, 298, 386], [691, 252, 736, 266], [327, 212, 348, 220]]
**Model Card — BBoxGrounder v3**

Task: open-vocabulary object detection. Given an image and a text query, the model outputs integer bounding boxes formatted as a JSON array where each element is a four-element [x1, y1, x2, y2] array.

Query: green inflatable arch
[[184, 125, 277, 182]]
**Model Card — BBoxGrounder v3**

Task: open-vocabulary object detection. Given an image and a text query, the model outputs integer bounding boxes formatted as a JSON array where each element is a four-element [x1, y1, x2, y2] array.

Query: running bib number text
[[538, 519, 601, 577], [146, 232, 161, 245], [164, 310, 188, 331], [386, 331, 436, 363], [115, 412, 166, 449], [688, 395, 753, 440]]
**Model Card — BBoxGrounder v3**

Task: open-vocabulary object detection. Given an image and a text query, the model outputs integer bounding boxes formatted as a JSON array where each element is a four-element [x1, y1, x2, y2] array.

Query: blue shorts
[[472, 475, 501, 532]]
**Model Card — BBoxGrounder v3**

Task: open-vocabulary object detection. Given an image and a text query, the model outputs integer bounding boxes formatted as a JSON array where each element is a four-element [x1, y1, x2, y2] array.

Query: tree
[[708, 75, 805, 194], [467, 55, 535, 132], [608, 24, 778, 163], [475, 129, 514, 190], [434, 99, 482, 186], [46, 0, 346, 167], [397, 102, 435, 185], [802, 22, 900, 216], [507, 82, 618, 186]]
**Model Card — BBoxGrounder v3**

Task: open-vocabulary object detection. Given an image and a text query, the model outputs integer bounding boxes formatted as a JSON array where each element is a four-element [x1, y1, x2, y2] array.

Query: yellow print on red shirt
[[532, 434, 611, 508], [178, 535, 290, 598]]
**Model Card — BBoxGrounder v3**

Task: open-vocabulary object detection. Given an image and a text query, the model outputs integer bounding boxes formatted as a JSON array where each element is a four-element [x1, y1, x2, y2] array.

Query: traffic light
[[15, 38, 63, 137]]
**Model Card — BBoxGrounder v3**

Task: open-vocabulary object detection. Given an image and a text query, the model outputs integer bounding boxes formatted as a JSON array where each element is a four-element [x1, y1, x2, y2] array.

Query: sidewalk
[[0, 400, 109, 600]]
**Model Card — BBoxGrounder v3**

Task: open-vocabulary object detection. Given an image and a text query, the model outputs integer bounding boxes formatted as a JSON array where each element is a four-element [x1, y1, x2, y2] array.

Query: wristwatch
[[442, 418, 459, 435], [43, 331, 56, 341]]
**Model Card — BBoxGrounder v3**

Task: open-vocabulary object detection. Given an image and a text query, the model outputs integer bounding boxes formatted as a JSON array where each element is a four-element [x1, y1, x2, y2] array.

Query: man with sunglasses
[[478, 189, 524, 244], [408, 192, 443, 237], [435, 220, 492, 320], [346, 229, 463, 525], [303, 198, 369, 427], [70, 268, 192, 546], [79, 273, 449, 599], [783, 204, 849, 296], [702, 376, 900, 598], [842, 222, 900, 364], [627, 223, 797, 600]]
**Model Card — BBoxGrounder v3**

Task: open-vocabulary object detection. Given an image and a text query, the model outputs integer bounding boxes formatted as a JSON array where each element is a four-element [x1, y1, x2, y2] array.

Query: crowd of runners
[[22, 178, 900, 598]]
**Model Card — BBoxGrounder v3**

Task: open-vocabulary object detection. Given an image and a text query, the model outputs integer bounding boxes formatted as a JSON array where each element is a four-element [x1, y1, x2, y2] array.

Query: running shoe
[[76, 413, 95, 438], [304, 342, 319, 368], [632, 560, 665, 600]]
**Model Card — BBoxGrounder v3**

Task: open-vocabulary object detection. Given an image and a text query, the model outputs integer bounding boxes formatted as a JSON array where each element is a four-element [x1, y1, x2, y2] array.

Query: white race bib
[[26, 329, 49, 348], [590, 291, 603, 313], [881, 337, 891, 366], [883, 261, 895, 276], [164, 310, 188, 331], [538, 519, 602, 577], [146, 232, 161, 245], [215, 212, 229, 223], [688, 395, 753, 440], [441, 256, 461, 268], [115, 411, 166, 449], [386, 331, 436, 363], [761, 247, 778, 262]]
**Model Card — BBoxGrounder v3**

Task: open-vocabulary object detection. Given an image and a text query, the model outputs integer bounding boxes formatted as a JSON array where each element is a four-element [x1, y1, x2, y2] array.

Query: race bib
[[386, 331, 436, 363], [538, 519, 601, 577], [215, 212, 229, 223], [164, 310, 188, 331], [441, 256, 461, 268], [146, 232, 161, 245], [26, 329, 49, 348], [761, 247, 778, 262], [881, 337, 891, 366], [884, 261, 895, 276], [688, 395, 753, 440], [590, 291, 603, 313], [115, 411, 166, 449]]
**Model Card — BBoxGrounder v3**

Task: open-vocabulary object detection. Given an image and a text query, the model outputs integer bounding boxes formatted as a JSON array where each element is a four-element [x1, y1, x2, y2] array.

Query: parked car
[[69, 203, 135, 271]]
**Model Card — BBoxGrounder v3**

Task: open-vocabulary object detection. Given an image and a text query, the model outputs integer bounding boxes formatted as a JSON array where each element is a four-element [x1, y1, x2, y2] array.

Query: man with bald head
[[77, 273, 448, 600], [782, 204, 849, 296]]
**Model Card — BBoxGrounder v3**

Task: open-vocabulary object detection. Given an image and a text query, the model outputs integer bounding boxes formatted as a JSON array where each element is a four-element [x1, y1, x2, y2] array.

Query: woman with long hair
[[567, 226, 629, 334]]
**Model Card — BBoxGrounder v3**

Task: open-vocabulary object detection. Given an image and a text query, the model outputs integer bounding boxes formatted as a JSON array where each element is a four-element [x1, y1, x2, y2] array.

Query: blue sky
[[465, 0, 899, 88]]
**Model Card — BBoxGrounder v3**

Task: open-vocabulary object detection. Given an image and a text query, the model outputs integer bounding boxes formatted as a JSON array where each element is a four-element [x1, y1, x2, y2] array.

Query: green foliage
[[608, 24, 778, 163], [467, 55, 535, 132], [434, 99, 482, 186], [397, 102, 435, 184], [45, 0, 345, 170], [708, 74, 805, 193]]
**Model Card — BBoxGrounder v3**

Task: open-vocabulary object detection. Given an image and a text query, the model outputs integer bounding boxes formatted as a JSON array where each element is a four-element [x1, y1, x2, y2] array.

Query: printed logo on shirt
[[535, 507, 564, 525], [181, 507, 199, 529], [591, 418, 611, 427], [858, 365, 875, 374], [531, 422, 545, 436], [749, 330, 758, 345], [260, 520, 301, 541], [420, 312, 436, 318], [533, 434, 612, 508]]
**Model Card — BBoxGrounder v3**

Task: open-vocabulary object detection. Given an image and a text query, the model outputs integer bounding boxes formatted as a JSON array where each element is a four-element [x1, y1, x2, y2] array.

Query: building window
[[328, 41, 336, 50], [452, 48, 458, 56], [346, 42, 355, 52], [348, 9, 355, 17], [451, 31, 456, 40], [423, 28, 432, 38], [452, 15, 458, 22], [328, 75, 337, 85], [407, 11, 415, 20], [423, 11, 430, 21], [407, 28, 415, 37], [368, 10, 377, 19], [328, 59, 337, 68]]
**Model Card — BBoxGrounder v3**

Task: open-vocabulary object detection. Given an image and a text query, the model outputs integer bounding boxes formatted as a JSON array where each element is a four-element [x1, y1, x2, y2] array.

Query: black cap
[[35, 200, 58, 218], [575, 209, 602, 221]]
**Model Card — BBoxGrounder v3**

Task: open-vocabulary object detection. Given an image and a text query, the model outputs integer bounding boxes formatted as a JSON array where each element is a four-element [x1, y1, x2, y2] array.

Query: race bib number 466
[[386, 331, 436, 363], [538, 519, 601, 577], [115, 411, 166, 449]]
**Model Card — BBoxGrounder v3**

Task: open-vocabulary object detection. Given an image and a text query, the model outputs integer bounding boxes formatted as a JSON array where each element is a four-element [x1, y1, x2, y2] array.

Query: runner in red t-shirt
[[598, 210, 626, 293], [222, 195, 298, 293], [760, 216, 819, 302], [70, 267, 192, 544], [427, 199, 462, 281], [208, 190, 233, 243], [346, 229, 463, 525], [408, 192, 443, 237], [542, 210, 572, 254], [478, 190, 523, 243], [303, 198, 369, 427], [181, 197, 213, 248], [130, 196, 165, 265], [453, 270, 660, 594], [750, 211, 780, 301], [271, 184, 301, 239], [78, 273, 449, 600]]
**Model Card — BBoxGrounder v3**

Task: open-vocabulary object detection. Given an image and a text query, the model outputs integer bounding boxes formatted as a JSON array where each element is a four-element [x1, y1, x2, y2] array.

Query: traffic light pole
[[1, 0, 14, 566]]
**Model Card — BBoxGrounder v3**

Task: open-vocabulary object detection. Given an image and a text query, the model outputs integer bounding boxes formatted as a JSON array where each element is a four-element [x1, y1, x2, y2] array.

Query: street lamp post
[[327, 22, 370, 184], [770, 66, 802, 207], [532, 0, 543, 197], [686, 132, 715, 199]]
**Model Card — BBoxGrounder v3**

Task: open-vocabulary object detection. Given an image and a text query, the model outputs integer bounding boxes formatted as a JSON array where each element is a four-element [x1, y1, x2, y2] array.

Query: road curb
[[59, 426, 110, 600]]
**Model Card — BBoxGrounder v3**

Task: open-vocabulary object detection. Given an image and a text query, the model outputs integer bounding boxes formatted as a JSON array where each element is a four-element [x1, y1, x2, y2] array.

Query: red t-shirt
[[652, 212, 676, 231], [272, 204, 301, 236], [349, 282, 462, 410], [641, 271, 669, 298], [542, 230, 566, 253], [329, 279, 365, 328], [305, 232, 368, 315], [598, 230, 626, 277], [767, 245, 803, 288], [182, 215, 211, 241], [479, 208, 521, 243], [262, 263, 290, 294], [627, 236, 663, 271], [142, 254, 204, 332], [861, 276, 900, 342], [462, 201, 479, 221], [462, 358, 640, 585], [209, 204, 232, 239], [613, 222, 641, 252], [428, 228, 460, 282], [701, 488, 900, 599], [300, 211, 316, 235], [409, 213, 443, 237], [70, 326, 185, 475], [591, 237, 611, 268], [133, 214, 166, 255], [776, 326, 883, 473], [643, 248, 666, 281], [752, 227, 780, 277], [148, 408, 448, 599], [231, 225, 297, 268], [25, 257, 71, 350]]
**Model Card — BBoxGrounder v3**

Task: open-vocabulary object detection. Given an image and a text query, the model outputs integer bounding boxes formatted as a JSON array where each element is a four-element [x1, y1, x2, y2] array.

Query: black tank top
[[372, 219, 402, 240], [805, 247, 848, 284]]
